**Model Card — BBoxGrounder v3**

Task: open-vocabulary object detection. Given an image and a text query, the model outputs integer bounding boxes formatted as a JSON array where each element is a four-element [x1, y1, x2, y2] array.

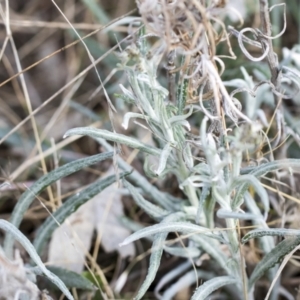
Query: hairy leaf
[[133, 213, 185, 300], [122, 112, 149, 130], [240, 159, 300, 177], [120, 222, 218, 246], [4, 151, 114, 257], [217, 209, 262, 221], [64, 127, 161, 156], [163, 245, 201, 258], [123, 180, 168, 220], [162, 270, 212, 300], [190, 235, 230, 274], [156, 143, 172, 175], [34, 172, 128, 256], [155, 261, 192, 298], [249, 237, 300, 289], [197, 186, 210, 219], [46, 266, 96, 290], [242, 228, 300, 244], [191, 276, 236, 300], [0, 220, 74, 300], [235, 160, 300, 214], [97, 137, 179, 210], [231, 174, 269, 216]]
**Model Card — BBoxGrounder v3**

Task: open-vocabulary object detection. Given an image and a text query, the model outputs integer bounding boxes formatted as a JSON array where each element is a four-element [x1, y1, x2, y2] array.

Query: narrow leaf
[[0, 220, 74, 300], [244, 192, 274, 253], [190, 235, 230, 274], [64, 127, 161, 156], [249, 237, 300, 289], [120, 222, 217, 246], [191, 276, 235, 300], [135, 232, 166, 300], [155, 261, 192, 297], [156, 143, 172, 175], [97, 137, 179, 211], [169, 105, 193, 125], [238, 160, 300, 201], [203, 190, 216, 229], [217, 209, 262, 221], [163, 246, 201, 258], [133, 213, 185, 300], [242, 228, 300, 244], [46, 266, 96, 290], [123, 180, 168, 220], [231, 174, 269, 217], [196, 185, 210, 224], [33, 172, 128, 256], [4, 151, 114, 257], [244, 192, 277, 289], [122, 112, 149, 130], [163, 270, 213, 300], [176, 78, 188, 115]]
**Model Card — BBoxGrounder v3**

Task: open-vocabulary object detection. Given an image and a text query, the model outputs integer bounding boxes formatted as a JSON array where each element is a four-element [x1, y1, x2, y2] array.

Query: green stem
[[177, 151, 198, 207], [226, 218, 239, 255]]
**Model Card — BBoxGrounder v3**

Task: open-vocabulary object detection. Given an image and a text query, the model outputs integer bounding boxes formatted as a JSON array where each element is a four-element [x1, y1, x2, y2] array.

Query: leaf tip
[[63, 130, 72, 139]]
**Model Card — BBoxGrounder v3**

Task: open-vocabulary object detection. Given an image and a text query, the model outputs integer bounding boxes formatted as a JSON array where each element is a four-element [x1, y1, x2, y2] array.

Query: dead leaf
[[48, 200, 95, 273], [93, 178, 135, 258], [0, 249, 40, 299], [48, 168, 135, 273]]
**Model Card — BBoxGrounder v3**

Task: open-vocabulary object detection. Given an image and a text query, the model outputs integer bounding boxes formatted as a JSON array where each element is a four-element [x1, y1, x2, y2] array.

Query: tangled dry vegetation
[[1, 0, 300, 299]]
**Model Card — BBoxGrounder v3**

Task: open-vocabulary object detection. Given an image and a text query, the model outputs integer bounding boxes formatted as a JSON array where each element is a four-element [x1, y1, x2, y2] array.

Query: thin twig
[[0, 8, 137, 89]]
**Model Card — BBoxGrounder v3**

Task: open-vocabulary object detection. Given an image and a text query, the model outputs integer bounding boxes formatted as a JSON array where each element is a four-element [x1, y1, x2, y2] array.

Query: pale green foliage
[[33, 172, 129, 256], [102, 1, 300, 299], [191, 276, 236, 300], [4, 151, 115, 257], [2, 1, 300, 299], [0, 220, 74, 300], [0, 151, 120, 298]]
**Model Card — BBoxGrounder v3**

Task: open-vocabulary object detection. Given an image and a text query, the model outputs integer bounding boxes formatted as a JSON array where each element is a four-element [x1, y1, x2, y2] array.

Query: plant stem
[[177, 150, 198, 207]]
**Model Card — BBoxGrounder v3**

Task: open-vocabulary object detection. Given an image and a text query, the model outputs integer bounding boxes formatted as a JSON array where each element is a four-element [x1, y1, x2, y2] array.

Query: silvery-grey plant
[[2, 0, 300, 299], [0, 152, 123, 299], [64, 0, 300, 299]]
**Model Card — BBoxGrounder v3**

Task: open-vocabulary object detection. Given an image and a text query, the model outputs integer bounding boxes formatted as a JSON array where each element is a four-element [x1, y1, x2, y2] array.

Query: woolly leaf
[[156, 143, 172, 176], [249, 237, 300, 289], [97, 138, 179, 211], [134, 232, 166, 300], [0, 220, 74, 300], [123, 180, 168, 220], [122, 112, 149, 130], [64, 127, 161, 156], [162, 270, 211, 300], [231, 174, 269, 216], [133, 213, 184, 300], [190, 235, 230, 274], [33, 172, 128, 256], [155, 261, 192, 298], [217, 209, 262, 221], [163, 246, 201, 258], [191, 276, 236, 300], [242, 228, 300, 244], [4, 151, 114, 257], [120, 222, 217, 246]]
